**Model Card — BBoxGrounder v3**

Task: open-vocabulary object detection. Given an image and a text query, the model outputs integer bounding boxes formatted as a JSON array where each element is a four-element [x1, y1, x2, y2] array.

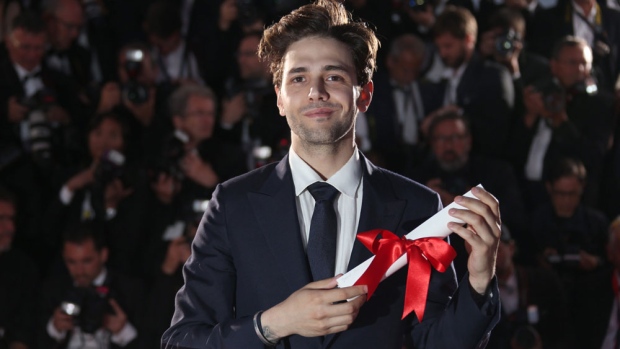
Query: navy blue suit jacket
[[162, 153, 499, 348]]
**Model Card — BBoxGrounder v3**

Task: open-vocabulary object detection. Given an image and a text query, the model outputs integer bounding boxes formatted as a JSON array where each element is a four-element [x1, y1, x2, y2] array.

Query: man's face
[[275, 36, 372, 149], [174, 95, 216, 143], [430, 119, 471, 171], [0, 201, 16, 252], [547, 175, 583, 218], [88, 118, 125, 161], [550, 45, 592, 88], [47, 1, 84, 51], [63, 240, 107, 287], [237, 35, 266, 80], [496, 240, 515, 274], [6, 28, 47, 71], [386, 50, 423, 86], [435, 33, 471, 69]]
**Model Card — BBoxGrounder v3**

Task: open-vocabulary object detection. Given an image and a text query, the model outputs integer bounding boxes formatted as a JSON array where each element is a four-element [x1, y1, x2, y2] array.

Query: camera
[[149, 129, 189, 182], [20, 89, 57, 166], [61, 286, 115, 334], [495, 29, 520, 58], [121, 49, 149, 105], [532, 77, 565, 114], [94, 149, 125, 187], [569, 75, 598, 96]]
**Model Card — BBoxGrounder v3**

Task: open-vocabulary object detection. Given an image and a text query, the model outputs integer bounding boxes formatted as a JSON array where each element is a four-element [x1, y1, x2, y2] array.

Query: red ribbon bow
[[353, 229, 456, 321]]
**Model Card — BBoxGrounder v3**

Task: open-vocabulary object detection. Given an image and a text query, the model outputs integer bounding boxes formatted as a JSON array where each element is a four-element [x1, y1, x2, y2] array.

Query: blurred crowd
[[0, 0, 619, 348]]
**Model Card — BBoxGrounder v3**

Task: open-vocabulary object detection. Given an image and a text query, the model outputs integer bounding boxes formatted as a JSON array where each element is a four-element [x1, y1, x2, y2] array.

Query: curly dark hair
[[258, 0, 379, 87]]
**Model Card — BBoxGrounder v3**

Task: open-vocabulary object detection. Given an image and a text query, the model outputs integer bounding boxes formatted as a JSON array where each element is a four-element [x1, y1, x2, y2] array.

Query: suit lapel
[[248, 156, 313, 292]]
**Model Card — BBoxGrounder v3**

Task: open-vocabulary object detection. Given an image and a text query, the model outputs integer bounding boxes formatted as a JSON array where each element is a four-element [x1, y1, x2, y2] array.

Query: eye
[[291, 76, 305, 83], [326, 75, 344, 82]]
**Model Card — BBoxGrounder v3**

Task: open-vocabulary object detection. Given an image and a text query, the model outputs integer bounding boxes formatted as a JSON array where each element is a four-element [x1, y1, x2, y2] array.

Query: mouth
[[303, 108, 334, 118]]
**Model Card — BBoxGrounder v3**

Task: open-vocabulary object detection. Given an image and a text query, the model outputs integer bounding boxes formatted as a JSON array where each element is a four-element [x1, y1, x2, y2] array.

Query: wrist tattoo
[[263, 326, 279, 342]]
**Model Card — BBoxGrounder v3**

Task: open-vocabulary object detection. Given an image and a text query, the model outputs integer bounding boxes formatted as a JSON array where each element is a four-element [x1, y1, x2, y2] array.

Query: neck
[[291, 135, 356, 180], [575, 0, 594, 15]]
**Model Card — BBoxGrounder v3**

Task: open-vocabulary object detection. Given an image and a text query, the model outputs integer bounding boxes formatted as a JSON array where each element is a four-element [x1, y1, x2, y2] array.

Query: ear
[[101, 247, 109, 264], [275, 86, 285, 116], [357, 81, 374, 113], [172, 115, 183, 130]]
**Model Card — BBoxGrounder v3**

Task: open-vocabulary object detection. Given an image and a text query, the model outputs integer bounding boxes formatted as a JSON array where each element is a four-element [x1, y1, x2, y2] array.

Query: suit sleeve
[[408, 194, 501, 349], [161, 184, 265, 349]]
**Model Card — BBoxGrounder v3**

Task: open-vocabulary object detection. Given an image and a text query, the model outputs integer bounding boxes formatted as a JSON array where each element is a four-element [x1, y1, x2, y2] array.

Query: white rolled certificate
[[337, 184, 483, 288]]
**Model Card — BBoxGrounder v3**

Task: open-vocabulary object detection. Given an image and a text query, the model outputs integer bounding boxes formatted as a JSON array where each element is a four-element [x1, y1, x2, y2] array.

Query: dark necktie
[[306, 182, 339, 281]]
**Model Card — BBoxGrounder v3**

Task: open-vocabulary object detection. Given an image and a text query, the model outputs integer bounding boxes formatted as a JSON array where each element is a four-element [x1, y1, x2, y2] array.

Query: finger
[[108, 298, 122, 313], [304, 276, 340, 290], [324, 285, 368, 304], [448, 208, 499, 244], [469, 187, 500, 220]]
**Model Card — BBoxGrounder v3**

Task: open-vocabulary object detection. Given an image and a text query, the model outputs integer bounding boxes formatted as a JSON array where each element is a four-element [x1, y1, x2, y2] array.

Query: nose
[[308, 79, 328, 101]]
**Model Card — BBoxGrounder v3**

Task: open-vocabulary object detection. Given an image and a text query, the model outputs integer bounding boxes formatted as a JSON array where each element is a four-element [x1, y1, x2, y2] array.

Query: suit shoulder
[[217, 161, 279, 192]]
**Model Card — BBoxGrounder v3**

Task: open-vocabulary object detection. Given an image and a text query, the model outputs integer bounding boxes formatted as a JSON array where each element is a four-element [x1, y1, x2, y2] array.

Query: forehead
[[282, 36, 356, 77], [558, 45, 590, 60], [186, 95, 214, 108], [434, 119, 466, 134], [12, 28, 46, 44], [63, 240, 99, 257]]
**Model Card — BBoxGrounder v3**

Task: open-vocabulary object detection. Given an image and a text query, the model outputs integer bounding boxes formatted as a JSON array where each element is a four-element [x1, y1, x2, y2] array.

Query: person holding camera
[[94, 42, 175, 161], [0, 11, 86, 168], [0, 187, 39, 349], [508, 36, 615, 208], [217, 31, 290, 169], [38, 223, 144, 349], [145, 84, 245, 273], [529, 158, 608, 309], [43, 113, 149, 277]]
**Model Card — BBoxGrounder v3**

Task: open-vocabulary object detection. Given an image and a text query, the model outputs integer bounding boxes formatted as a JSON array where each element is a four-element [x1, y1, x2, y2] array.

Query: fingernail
[[449, 208, 456, 215], [454, 196, 462, 203], [472, 187, 480, 194]]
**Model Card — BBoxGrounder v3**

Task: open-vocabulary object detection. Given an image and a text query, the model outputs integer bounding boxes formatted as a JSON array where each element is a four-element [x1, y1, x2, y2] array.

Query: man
[[572, 216, 620, 349], [509, 36, 615, 208], [0, 187, 38, 349], [38, 223, 143, 349], [529, 0, 620, 91], [365, 33, 430, 174], [162, 1, 502, 348], [42, 0, 89, 86], [423, 5, 515, 159], [218, 31, 290, 169], [487, 226, 570, 349], [144, 0, 204, 87], [409, 111, 528, 268]]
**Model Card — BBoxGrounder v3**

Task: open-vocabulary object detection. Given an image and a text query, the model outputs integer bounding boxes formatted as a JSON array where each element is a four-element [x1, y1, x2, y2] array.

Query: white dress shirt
[[46, 269, 138, 348], [289, 147, 364, 275], [391, 80, 424, 145], [153, 41, 204, 85], [524, 118, 553, 181], [442, 63, 468, 106], [600, 272, 620, 349], [572, 1, 597, 49]]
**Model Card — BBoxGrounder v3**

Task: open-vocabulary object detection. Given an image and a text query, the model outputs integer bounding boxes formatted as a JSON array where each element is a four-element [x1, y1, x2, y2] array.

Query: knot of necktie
[[307, 182, 339, 203]]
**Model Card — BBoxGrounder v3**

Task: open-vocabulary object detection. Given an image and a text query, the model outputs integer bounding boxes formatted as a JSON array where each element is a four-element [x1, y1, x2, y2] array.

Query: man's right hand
[[260, 277, 367, 341], [52, 307, 74, 332], [66, 165, 96, 192], [8, 96, 28, 123]]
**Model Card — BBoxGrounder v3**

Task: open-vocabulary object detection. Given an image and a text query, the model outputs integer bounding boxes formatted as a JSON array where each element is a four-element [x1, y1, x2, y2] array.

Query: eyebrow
[[286, 64, 351, 75]]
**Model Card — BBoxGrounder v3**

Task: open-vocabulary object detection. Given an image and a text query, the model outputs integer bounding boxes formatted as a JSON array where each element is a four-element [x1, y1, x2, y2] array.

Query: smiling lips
[[303, 108, 334, 117]]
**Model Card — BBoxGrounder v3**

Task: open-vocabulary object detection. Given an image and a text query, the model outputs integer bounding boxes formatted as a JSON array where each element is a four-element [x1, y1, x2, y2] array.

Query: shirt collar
[[572, 0, 597, 20], [289, 147, 362, 199], [441, 62, 468, 81], [92, 268, 107, 287], [13, 63, 41, 80]]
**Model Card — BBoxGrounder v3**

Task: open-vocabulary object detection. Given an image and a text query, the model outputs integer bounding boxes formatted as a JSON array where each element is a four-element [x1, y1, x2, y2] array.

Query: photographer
[[217, 31, 289, 169], [144, 85, 244, 276], [95, 42, 173, 160], [0, 11, 86, 169], [43, 113, 149, 277], [508, 36, 615, 208], [38, 223, 143, 349]]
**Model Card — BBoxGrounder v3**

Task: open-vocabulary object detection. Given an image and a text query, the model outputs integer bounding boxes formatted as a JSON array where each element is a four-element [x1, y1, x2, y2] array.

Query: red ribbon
[[353, 229, 456, 321]]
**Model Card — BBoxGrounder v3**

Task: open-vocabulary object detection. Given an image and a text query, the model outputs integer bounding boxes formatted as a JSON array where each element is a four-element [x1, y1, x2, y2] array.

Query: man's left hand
[[104, 299, 128, 334], [447, 187, 501, 294]]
